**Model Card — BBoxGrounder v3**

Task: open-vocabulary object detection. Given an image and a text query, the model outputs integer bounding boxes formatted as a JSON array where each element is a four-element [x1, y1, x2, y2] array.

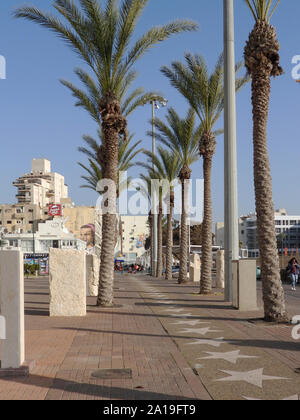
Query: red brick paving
[[0, 274, 299, 400]]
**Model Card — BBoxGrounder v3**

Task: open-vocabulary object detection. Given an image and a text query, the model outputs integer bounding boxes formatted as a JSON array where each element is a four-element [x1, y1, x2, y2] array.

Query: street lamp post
[[32, 208, 36, 255], [223, 0, 239, 303], [149, 98, 168, 277]]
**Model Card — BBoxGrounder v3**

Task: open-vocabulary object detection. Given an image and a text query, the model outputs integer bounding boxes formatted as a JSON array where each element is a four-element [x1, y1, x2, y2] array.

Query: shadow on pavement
[[3, 374, 197, 401]]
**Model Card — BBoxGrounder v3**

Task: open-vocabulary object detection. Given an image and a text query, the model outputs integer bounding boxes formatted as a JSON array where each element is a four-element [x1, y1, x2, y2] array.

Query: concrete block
[[216, 250, 225, 289], [86, 254, 99, 297], [232, 259, 257, 311], [0, 250, 25, 369], [189, 254, 201, 283], [49, 249, 86, 317]]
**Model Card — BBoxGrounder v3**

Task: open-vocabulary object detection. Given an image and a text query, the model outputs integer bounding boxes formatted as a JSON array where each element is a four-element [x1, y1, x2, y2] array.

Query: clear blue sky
[[0, 0, 299, 224]]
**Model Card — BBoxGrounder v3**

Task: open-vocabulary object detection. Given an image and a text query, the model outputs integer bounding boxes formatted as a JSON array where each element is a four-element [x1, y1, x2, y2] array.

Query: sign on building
[[48, 204, 62, 217]]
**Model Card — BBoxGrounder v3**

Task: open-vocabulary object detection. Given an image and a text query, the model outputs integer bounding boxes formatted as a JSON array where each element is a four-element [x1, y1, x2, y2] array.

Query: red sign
[[48, 204, 62, 217]]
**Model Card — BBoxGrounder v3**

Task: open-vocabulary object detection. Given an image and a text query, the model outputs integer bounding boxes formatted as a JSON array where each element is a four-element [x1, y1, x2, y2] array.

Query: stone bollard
[[232, 259, 257, 311], [0, 250, 25, 369], [49, 249, 86, 317], [189, 254, 201, 283], [86, 254, 99, 297], [216, 250, 225, 289]]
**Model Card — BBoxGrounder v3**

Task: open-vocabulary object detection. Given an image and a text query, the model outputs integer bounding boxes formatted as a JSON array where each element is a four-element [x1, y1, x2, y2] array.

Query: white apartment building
[[0, 218, 85, 254], [215, 209, 300, 258], [117, 215, 149, 263], [13, 158, 68, 208]]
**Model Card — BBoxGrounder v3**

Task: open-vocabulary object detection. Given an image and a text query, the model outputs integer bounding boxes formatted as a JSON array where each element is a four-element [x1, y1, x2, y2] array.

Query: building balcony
[[12, 213, 25, 220]]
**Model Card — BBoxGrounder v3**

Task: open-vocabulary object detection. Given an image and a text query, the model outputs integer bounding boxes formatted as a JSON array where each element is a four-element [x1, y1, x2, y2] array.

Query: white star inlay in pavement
[[163, 308, 185, 313], [243, 395, 299, 401], [179, 327, 222, 336], [170, 320, 210, 326], [216, 368, 289, 389], [185, 337, 229, 348], [172, 313, 194, 318], [200, 350, 258, 364]]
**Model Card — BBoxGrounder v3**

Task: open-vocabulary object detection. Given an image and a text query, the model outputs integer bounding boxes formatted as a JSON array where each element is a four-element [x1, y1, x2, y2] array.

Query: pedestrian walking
[[287, 258, 300, 291]]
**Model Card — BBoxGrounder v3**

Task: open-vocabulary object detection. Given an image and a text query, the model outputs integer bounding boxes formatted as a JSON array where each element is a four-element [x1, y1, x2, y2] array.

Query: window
[[7, 221, 12, 224]]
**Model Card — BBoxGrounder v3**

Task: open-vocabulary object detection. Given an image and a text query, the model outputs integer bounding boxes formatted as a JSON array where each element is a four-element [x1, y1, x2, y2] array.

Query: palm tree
[[141, 147, 181, 280], [15, 0, 198, 306], [78, 129, 143, 254], [150, 108, 201, 284], [135, 173, 155, 276], [244, 0, 288, 322], [78, 129, 142, 194], [139, 168, 164, 278], [161, 54, 248, 294]]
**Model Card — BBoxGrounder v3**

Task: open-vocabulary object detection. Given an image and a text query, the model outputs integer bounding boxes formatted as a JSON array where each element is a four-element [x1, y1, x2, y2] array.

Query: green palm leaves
[[244, 0, 281, 23], [15, 0, 198, 100], [161, 53, 248, 134]]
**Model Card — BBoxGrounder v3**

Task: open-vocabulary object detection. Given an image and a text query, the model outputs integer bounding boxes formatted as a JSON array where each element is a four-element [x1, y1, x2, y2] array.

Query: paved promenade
[[0, 274, 299, 400]]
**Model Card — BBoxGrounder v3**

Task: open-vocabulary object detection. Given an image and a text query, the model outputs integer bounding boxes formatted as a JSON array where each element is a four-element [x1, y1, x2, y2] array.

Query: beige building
[[215, 217, 247, 250], [0, 203, 49, 234], [63, 206, 96, 239], [13, 158, 68, 207], [117, 215, 149, 263]]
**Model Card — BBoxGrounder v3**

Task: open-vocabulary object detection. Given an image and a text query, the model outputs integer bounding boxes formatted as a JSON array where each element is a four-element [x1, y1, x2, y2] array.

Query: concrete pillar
[[232, 259, 257, 311], [86, 254, 99, 297], [49, 249, 86, 317], [189, 254, 200, 283], [216, 250, 225, 289], [0, 250, 25, 369]]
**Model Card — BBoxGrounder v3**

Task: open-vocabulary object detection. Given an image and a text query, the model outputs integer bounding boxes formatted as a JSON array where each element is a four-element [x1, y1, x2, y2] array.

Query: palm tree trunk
[[156, 202, 163, 278], [166, 198, 173, 280], [200, 155, 213, 294], [251, 65, 288, 322], [179, 179, 188, 284], [97, 95, 126, 307]]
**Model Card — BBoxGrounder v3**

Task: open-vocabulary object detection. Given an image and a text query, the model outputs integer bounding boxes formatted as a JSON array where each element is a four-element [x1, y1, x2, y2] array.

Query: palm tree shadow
[[5, 374, 198, 401]]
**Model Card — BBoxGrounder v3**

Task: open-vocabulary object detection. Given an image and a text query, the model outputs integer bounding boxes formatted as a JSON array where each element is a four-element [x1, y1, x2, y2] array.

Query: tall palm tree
[[135, 173, 156, 276], [78, 130, 143, 255], [139, 169, 164, 278], [161, 54, 248, 294], [150, 108, 201, 284], [15, 0, 198, 307], [78, 129, 142, 194], [244, 0, 288, 322], [141, 147, 181, 280]]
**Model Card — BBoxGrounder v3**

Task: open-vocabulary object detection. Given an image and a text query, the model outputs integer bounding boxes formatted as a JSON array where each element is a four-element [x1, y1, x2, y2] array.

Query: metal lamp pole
[[32, 208, 36, 255], [150, 98, 168, 277], [224, 0, 239, 302]]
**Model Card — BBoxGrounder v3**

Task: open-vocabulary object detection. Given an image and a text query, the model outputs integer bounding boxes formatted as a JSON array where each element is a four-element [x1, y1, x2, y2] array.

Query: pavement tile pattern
[[0, 274, 299, 400]]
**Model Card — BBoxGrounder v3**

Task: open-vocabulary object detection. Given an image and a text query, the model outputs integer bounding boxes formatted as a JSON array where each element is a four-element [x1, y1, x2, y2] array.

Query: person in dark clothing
[[287, 258, 300, 291]]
